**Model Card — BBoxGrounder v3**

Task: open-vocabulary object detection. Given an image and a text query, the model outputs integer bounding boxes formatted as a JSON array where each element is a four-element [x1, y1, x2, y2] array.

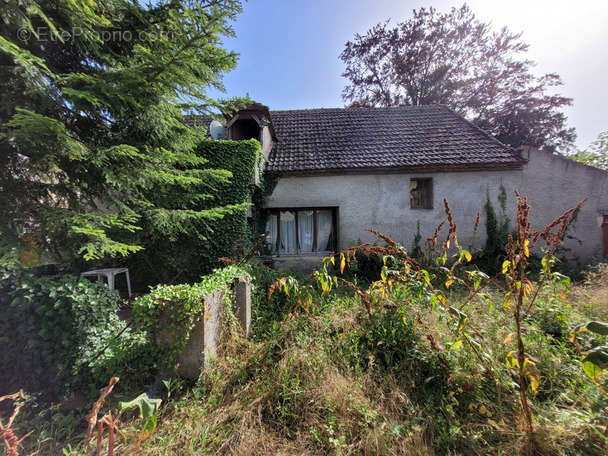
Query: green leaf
[[583, 346, 608, 370], [118, 393, 161, 420], [136, 416, 157, 448], [583, 360, 603, 382], [448, 306, 467, 331], [573, 321, 608, 336]]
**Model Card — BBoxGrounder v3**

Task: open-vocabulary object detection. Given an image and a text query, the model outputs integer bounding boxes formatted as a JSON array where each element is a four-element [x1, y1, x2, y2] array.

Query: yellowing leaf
[[449, 340, 463, 350], [503, 295, 511, 310], [340, 254, 346, 274], [445, 278, 454, 288], [522, 279, 533, 299], [380, 265, 388, 282], [478, 405, 492, 417], [437, 294, 447, 307], [524, 361, 541, 395], [583, 360, 603, 383], [523, 239, 530, 257], [136, 416, 157, 448], [505, 351, 519, 369], [503, 333, 514, 344], [502, 260, 510, 274], [487, 419, 500, 429], [462, 250, 472, 262]]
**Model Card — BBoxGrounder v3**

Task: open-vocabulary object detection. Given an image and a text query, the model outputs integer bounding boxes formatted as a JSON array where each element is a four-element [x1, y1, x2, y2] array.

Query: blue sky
[[212, 0, 608, 151]]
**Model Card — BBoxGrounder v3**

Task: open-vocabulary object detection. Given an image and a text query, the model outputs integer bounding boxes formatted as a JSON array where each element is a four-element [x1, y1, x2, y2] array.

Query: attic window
[[410, 178, 433, 209], [231, 118, 260, 141]]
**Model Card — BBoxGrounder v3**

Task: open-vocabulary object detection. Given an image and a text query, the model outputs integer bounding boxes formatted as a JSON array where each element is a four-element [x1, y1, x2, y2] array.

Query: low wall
[[159, 276, 251, 381]]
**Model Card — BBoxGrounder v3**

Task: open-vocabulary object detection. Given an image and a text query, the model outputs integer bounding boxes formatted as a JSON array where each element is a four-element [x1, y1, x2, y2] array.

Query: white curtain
[[280, 211, 297, 254], [265, 213, 278, 254], [316, 210, 333, 252], [298, 210, 314, 253]]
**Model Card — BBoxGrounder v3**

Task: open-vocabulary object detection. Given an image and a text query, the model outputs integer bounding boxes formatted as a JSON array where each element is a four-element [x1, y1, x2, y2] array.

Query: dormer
[[225, 102, 276, 159]]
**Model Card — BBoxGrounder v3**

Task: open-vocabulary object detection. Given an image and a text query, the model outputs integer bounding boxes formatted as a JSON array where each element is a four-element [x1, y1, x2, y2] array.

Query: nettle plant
[[271, 194, 585, 442]]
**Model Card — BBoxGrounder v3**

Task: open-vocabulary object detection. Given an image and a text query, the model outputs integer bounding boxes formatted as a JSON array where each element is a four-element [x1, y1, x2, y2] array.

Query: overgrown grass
[[6, 266, 608, 456]]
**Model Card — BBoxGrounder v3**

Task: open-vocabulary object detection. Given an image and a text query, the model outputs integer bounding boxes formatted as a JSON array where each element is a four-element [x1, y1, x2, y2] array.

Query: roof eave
[[265, 161, 526, 177]]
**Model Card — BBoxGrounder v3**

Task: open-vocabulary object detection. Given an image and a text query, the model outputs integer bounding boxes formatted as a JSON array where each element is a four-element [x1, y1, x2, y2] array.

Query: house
[[216, 103, 608, 271]]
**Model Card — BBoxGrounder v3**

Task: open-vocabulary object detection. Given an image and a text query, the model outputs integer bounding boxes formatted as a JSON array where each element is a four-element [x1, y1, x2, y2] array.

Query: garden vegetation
[[3, 197, 608, 455]]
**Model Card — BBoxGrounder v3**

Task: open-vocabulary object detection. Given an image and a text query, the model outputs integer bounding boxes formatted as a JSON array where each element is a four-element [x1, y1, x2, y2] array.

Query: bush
[[0, 269, 130, 398]]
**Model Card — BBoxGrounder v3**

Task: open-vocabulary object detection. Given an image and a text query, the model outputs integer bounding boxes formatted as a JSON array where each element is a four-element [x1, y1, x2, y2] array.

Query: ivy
[[128, 139, 263, 286], [0, 269, 133, 398], [132, 264, 251, 369], [473, 185, 510, 274], [0, 264, 252, 398]]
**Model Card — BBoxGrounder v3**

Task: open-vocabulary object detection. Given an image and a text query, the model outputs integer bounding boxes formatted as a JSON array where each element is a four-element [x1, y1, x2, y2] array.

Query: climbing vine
[[474, 184, 510, 274], [128, 139, 263, 286], [132, 265, 251, 369]]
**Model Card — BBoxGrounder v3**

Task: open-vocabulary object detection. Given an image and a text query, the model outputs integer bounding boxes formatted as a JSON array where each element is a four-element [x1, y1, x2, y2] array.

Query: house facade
[[220, 103, 608, 271]]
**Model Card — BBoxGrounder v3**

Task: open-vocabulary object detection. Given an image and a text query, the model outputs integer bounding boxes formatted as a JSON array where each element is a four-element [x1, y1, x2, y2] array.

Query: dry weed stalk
[[84, 377, 119, 453], [0, 392, 34, 456], [502, 193, 586, 440]]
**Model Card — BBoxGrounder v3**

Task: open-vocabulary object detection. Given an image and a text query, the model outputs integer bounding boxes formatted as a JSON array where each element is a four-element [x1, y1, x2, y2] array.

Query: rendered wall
[[266, 149, 608, 265]]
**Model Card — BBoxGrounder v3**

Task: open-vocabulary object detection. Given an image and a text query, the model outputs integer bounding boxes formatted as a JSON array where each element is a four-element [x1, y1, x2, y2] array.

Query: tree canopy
[[570, 131, 608, 170], [0, 0, 244, 265], [340, 4, 576, 153]]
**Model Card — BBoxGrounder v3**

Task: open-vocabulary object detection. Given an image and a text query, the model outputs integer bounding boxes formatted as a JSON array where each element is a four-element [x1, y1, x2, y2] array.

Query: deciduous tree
[[340, 4, 575, 152], [570, 131, 608, 170]]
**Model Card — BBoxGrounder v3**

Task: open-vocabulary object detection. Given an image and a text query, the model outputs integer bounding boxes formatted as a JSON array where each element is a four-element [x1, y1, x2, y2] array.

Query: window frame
[[410, 178, 433, 210], [264, 207, 338, 256]]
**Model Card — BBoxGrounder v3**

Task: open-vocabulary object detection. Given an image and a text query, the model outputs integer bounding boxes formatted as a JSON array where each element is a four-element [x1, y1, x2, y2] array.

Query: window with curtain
[[264, 208, 336, 255]]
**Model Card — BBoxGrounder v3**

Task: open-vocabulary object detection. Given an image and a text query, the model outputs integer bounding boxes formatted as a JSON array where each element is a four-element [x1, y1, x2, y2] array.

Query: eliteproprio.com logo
[[17, 27, 173, 42]]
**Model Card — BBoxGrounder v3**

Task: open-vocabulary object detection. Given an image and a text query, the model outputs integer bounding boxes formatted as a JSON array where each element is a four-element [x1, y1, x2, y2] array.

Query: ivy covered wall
[[127, 139, 268, 287]]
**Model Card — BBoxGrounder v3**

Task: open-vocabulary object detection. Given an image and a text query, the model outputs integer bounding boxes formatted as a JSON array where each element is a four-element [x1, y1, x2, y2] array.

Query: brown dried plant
[[501, 193, 586, 440], [0, 392, 34, 456], [84, 377, 120, 453]]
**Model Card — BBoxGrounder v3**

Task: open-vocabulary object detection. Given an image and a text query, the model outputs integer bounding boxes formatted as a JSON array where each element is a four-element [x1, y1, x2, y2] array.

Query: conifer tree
[[0, 0, 244, 264]]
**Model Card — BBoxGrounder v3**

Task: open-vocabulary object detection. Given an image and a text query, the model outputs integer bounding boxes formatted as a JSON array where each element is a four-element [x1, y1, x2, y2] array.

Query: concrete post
[[157, 280, 250, 381], [233, 276, 251, 340]]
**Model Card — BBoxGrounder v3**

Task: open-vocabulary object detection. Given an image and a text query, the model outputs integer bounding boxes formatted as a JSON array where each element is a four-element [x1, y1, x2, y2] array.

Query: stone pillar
[[158, 279, 250, 381], [233, 277, 251, 340], [158, 289, 223, 381]]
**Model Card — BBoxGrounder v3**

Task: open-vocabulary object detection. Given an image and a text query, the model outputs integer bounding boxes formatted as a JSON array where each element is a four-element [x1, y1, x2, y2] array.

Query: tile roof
[[265, 105, 525, 174]]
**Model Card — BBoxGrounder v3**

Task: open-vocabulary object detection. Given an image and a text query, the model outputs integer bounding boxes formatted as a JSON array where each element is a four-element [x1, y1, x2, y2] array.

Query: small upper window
[[410, 179, 433, 209]]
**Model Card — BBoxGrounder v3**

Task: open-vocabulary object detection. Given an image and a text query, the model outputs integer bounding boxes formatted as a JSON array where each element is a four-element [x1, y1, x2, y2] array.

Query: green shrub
[[0, 269, 129, 398]]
